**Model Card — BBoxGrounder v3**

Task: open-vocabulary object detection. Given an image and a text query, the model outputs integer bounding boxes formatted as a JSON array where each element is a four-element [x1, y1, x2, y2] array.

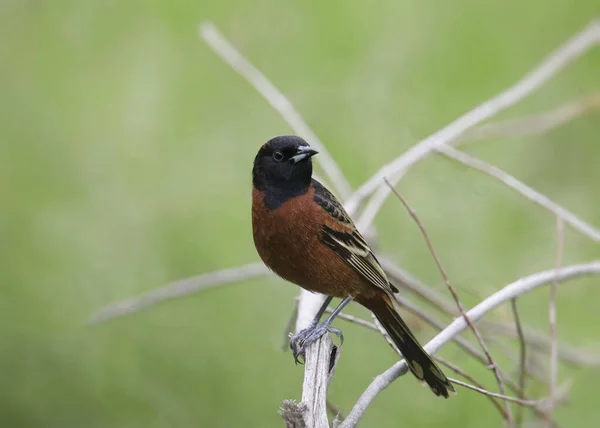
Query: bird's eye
[[273, 151, 284, 162]]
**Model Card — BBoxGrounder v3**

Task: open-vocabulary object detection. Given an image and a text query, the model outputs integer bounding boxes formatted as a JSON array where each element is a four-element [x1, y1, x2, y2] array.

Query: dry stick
[[449, 378, 549, 407], [436, 145, 600, 241], [384, 179, 513, 422], [351, 20, 600, 232], [328, 310, 380, 331], [454, 92, 600, 146], [89, 262, 270, 324], [547, 218, 565, 426], [326, 399, 344, 422], [338, 262, 600, 428], [435, 356, 508, 419], [511, 299, 528, 427]]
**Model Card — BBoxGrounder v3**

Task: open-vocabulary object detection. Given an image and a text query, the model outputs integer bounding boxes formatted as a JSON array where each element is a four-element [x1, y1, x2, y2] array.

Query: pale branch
[[338, 262, 600, 428], [350, 19, 600, 232], [547, 218, 565, 426], [449, 378, 552, 408], [328, 310, 379, 331], [199, 22, 352, 200], [298, 334, 340, 428], [436, 145, 600, 241], [454, 92, 600, 146], [326, 399, 344, 423], [89, 262, 270, 324], [384, 179, 513, 420]]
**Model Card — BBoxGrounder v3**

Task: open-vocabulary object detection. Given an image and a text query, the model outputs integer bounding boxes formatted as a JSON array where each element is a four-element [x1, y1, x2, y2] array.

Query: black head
[[252, 136, 318, 208]]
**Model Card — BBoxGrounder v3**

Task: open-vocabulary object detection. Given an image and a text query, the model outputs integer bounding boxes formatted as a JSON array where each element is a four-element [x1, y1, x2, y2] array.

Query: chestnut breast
[[252, 186, 365, 298]]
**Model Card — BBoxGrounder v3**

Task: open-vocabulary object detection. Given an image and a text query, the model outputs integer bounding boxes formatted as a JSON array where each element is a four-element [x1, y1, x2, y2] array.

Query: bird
[[251, 135, 455, 398]]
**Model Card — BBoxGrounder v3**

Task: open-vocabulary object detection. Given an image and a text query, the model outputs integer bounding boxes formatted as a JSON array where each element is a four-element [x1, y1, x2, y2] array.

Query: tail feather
[[363, 294, 455, 398]]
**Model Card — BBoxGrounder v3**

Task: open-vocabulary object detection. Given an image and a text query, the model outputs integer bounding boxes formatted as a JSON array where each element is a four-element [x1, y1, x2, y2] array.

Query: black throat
[[253, 177, 311, 210]]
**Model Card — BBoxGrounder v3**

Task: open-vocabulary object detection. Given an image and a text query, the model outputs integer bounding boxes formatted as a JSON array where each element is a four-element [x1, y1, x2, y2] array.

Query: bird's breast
[[251, 187, 364, 298]]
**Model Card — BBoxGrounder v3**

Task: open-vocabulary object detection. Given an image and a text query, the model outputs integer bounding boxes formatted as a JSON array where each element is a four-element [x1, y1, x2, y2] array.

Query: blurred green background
[[2, 0, 599, 427]]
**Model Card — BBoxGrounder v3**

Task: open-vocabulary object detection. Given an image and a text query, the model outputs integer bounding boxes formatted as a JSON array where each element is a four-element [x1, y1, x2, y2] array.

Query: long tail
[[360, 294, 455, 398]]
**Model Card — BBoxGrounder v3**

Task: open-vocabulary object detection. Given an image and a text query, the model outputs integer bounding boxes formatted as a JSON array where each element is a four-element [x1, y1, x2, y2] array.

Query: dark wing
[[312, 179, 398, 294]]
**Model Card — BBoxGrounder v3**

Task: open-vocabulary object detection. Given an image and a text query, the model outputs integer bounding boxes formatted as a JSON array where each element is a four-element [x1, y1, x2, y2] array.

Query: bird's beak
[[290, 146, 318, 164]]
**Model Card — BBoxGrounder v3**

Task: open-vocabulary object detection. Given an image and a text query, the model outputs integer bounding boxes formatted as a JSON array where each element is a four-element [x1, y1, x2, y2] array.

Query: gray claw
[[289, 323, 344, 364]]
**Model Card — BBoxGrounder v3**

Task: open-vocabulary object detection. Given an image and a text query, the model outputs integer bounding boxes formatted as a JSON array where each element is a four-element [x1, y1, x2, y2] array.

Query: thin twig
[[449, 378, 547, 407], [339, 261, 600, 428], [89, 262, 270, 324], [350, 20, 600, 232], [435, 357, 508, 419], [511, 299, 528, 427], [455, 93, 600, 146], [384, 178, 513, 422], [326, 400, 344, 422], [547, 218, 565, 425], [327, 310, 379, 331], [436, 145, 600, 241], [199, 22, 352, 200]]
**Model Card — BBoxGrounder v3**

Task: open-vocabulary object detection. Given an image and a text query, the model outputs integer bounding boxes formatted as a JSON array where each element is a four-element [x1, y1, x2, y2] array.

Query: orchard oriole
[[252, 135, 454, 398]]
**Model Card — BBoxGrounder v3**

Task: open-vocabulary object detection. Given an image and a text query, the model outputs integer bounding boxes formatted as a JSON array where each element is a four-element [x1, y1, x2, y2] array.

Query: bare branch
[[547, 218, 565, 425], [339, 262, 600, 428], [455, 93, 600, 146], [302, 335, 340, 428], [436, 145, 600, 241], [329, 310, 379, 331], [449, 378, 549, 407], [199, 22, 352, 200], [348, 19, 600, 231], [326, 400, 344, 423], [89, 262, 269, 324], [384, 179, 512, 420]]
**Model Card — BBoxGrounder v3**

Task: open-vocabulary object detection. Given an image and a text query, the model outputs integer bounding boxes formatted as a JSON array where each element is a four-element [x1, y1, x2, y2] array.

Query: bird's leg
[[290, 296, 353, 364]]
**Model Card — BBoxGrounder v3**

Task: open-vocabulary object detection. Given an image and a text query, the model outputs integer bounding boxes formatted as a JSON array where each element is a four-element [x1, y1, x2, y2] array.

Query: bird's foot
[[289, 322, 343, 364]]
